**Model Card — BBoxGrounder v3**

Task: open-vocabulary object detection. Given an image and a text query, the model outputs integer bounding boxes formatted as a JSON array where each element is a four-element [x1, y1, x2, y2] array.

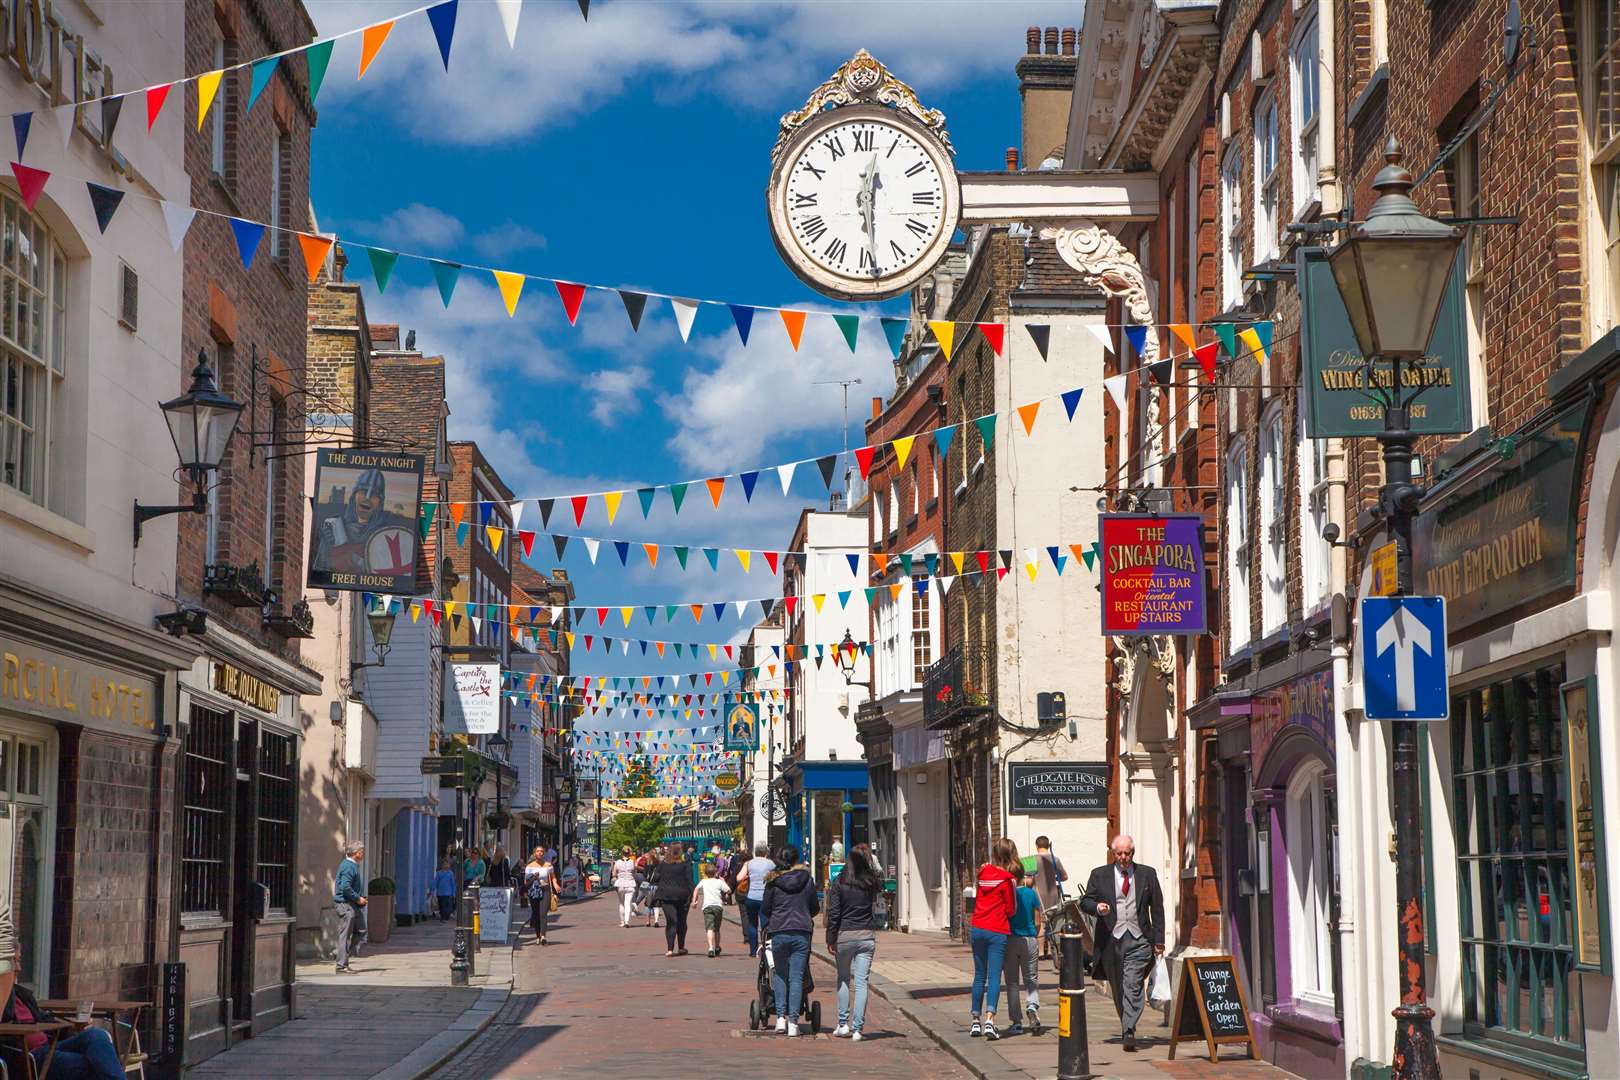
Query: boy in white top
[[691, 863, 732, 958]]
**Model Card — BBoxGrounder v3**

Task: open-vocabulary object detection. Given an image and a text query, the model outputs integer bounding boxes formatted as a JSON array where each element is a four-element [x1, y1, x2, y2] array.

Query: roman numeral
[[859, 247, 874, 270], [792, 192, 817, 209], [800, 215, 828, 243], [801, 161, 825, 180], [824, 237, 848, 264], [904, 161, 927, 178], [827, 135, 846, 161], [906, 217, 931, 238], [890, 240, 908, 260], [913, 191, 938, 206], [887, 137, 901, 158], [852, 129, 874, 152]]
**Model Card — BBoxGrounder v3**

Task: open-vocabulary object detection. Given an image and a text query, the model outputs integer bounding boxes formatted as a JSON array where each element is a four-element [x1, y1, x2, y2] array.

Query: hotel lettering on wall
[[211, 662, 281, 715], [1298, 247, 1473, 437], [0, 637, 155, 732], [1411, 403, 1585, 634], [1, 0, 122, 149], [1098, 513, 1208, 635]]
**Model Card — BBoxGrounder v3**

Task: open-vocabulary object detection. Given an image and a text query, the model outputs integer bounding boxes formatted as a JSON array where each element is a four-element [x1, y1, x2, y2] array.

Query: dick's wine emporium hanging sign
[[1098, 514, 1207, 635]]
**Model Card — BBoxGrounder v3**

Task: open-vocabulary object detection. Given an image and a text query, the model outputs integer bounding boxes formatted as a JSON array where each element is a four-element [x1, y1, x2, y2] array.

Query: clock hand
[[864, 156, 881, 275]]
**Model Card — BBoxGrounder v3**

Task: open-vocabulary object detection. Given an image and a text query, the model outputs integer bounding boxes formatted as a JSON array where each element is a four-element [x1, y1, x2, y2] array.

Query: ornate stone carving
[[772, 49, 953, 164], [1138, 4, 1165, 71]]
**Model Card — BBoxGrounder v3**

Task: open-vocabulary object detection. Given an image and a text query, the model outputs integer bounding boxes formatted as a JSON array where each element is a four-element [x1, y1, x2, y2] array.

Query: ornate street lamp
[[349, 602, 398, 690], [1326, 136, 1460, 1080], [834, 630, 870, 688], [134, 349, 245, 546]]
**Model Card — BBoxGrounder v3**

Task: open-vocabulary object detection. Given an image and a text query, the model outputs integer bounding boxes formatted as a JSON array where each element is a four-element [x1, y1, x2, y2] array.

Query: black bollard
[[1057, 930, 1093, 1080]]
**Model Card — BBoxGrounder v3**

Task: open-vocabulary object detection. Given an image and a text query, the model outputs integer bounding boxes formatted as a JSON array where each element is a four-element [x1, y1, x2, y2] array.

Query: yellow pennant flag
[[643, 543, 659, 568], [950, 551, 966, 574], [358, 21, 394, 79], [892, 435, 917, 470], [620, 607, 633, 627], [410, 603, 421, 623], [492, 270, 525, 316], [811, 594, 826, 613], [1238, 326, 1268, 376], [929, 321, 955, 360], [603, 490, 624, 524], [1025, 559, 1039, 582], [720, 671, 731, 686], [684, 710, 692, 720], [484, 526, 503, 554], [196, 69, 223, 130], [1169, 323, 1197, 354], [1017, 401, 1041, 436], [566, 632, 575, 649], [708, 644, 718, 659], [779, 310, 807, 351], [735, 548, 752, 573]]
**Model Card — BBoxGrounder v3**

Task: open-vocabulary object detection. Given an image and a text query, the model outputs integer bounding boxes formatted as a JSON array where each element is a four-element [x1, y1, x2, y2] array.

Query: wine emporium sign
[[1098, 514, 1208, 635]]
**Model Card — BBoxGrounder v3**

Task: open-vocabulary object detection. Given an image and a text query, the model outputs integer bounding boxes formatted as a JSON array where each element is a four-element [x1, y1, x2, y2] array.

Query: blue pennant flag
[[739, 470, 759, 501], [1123, 324, 1148, 357], [934, 425, 956, 457], [11, 112, 29, 159], [1061, 387, 1084, 421], [880, 317, 908, 359], [229, 218, 265, 269], [846, 553, 860, 575], [247, 58, 279, 113], [729, 304, 754, 345], [431, 260, 460, 307], [427, 0, 459, 70], [614, 540, 630, 565]]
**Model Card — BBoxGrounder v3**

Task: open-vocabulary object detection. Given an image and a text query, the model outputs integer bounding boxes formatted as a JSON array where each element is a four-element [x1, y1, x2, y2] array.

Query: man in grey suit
[[1079, 834, 1164, 1051]]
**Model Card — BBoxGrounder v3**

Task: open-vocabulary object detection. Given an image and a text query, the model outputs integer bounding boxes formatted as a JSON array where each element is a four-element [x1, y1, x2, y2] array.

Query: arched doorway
[[1119, 642, 1177, 935]]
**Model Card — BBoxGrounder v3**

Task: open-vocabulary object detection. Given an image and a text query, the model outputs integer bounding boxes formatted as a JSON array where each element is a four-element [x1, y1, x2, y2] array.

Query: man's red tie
[[1121, 872, 1130, 897]]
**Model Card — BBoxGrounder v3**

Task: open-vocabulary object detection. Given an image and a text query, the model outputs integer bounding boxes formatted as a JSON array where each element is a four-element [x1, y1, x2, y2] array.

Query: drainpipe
[[1316, 0, 1341, 216], [1326, 434, 1363, 1069]]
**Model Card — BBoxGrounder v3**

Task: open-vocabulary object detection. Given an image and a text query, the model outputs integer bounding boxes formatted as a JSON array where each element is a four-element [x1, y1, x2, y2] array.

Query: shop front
[[892, 706, 949, 932], [176, 638, 320, 1066], [854, 700, 897, 897], [780, 760, 869, 889]]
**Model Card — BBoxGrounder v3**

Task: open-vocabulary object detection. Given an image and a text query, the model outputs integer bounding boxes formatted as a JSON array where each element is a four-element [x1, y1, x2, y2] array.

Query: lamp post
[[1325, 137, 1460, 1080], [348, 603, 398, 697], [834, 630, 870, 688], [134, 349, 245, 546]]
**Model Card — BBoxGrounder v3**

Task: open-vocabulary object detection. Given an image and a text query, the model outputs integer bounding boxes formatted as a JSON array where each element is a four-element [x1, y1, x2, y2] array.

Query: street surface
[[432, 893, 973, 1078]]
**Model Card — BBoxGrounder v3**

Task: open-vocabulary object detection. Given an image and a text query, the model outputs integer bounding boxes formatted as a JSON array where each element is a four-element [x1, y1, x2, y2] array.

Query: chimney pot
[[1026, 26, 1040, 53], [871, 396, 883, 419], [1005, 147, 1019, 172], [1062, 28, 1077, 56], [1045, 27, 1058, 54]]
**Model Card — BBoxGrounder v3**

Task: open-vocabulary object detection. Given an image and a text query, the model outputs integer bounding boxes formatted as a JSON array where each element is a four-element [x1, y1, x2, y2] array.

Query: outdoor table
[[38, 1000, 150, 1068], [0, 1019, 73, 1079]]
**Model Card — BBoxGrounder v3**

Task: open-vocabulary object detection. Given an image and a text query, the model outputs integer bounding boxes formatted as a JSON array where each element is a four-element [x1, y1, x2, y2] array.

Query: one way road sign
[[1360, 596, 1449, 720]]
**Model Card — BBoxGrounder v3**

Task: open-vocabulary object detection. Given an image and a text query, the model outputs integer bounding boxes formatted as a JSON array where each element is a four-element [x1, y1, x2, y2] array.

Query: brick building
[[172, 0, 319, 1066]]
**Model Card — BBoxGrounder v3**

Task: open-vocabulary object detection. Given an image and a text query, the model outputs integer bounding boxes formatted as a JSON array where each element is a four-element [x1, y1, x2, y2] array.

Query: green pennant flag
[[865, 587, 879, 605], [304, 39, 334, 104], [1214, 322, 1238, 359], [367, 247, 398, 292], [674, 546, 689, 570], [833, 314, 859, 352], [1081, 545, 1096, 571], [665, 604, 680, 622], [674, 643, 685, 657], [637, 487, 656, 518], [418, 503, 436, 540], [431, 260, 460, 307], [974, 414, 997, 449], [899, 553, 913, 577], [669, 482, 688, 514], [455, 521, 469, 547]]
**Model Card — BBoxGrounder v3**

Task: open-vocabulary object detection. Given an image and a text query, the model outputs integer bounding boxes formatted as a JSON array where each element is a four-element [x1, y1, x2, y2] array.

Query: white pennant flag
[[938, 575, 955, 597], [1104, 373, 1129, 411], [584, 537, 601, 564], [734, 599, 750, 619], [670, 297, 700, 342], [53, 102, 75, 149], [509, 501, 524, 530], [1086, 323, 1115, 355], [621, 639, 631, 655], [495, 0, 522, 46], [470, 615, 483, 635], [161, 201, 197, 251], [549, 605, 562, 623], [776, 460, 798, 495]]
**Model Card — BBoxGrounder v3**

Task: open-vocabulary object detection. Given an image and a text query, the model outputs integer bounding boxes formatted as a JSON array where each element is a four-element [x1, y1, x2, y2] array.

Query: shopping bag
[[549, 888, 559, 913], [1148, 955, 1172, 1005]]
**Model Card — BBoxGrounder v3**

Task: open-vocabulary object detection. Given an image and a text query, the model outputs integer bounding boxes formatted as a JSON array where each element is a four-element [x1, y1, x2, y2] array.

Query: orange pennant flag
[[1169, 323, 1197, 354], [358, 21, 394, 79], [690, 604, 704, 623], [643, 543, 659, 568], [706, 477, 726, 508], [1017, 401, 1041, 436], [656, 641, 666, 657], [298, 234, 333, 283], [871, 553, 889, 576], [890, 583, 904, 601], [449, 503, 465, 527], [779, 310, 807, 351]]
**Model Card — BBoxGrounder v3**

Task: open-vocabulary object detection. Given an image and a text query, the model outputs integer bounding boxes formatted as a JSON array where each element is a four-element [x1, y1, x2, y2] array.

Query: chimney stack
[[1005, 147, 1019, 172], [1016, 27, 1081, 169], [871, 396, 882, 419]]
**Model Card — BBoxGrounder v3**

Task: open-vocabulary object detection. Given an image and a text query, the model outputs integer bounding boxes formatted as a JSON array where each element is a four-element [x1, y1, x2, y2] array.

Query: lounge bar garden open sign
[[1098, 513, 1207, 635]]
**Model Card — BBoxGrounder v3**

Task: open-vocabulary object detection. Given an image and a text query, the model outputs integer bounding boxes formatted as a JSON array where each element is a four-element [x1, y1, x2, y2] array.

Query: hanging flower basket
[[484, 810, 512, 831]]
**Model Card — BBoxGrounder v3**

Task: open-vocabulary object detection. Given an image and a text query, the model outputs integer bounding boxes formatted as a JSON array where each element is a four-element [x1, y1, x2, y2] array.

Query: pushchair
[[747, 934, 822, 1033]]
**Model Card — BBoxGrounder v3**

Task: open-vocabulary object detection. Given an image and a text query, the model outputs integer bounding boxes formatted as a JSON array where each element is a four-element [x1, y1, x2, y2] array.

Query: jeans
[[618, 887, 636, 925], [335, 901, 364, 968], [1002, 935, 1041, 1017], [437, 895, 456, 920], [35, 1027, 123, 1080], [660, 901, 689, 951], [771, 931, 811, 1021], [742, 896, 763, 954], [836, 936, 877, 1032], [969, 927, 1009, 1018]]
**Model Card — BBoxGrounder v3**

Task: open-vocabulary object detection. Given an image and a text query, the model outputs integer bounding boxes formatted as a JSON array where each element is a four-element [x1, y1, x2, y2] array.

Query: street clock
[[767, 50, 961, 301]]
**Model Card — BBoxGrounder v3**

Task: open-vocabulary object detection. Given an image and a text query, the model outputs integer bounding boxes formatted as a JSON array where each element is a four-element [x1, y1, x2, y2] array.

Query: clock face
[[769, 107, 959, 300]]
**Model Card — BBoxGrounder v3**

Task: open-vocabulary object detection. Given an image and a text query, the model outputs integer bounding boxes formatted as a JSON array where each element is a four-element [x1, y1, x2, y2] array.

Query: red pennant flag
[[583, 635, 594, 651], [518, 530, 535, 557], [978, 323, 1005, 356], [997, 566, 1010, 581], [854, 445, 877, 480], [764, 551, 780, 574], [784, 596, 799, 617], [10, 163, 48, 211], [1194, 340, 1220, 381], [704, 672, 713, 687], [975, 550, 990, 574], [554, 280, 585, 325], [571, 495, 589, 526], [596, 607, 608, 625], [723, 645, 734, 660], [146, 84, 172, 132]]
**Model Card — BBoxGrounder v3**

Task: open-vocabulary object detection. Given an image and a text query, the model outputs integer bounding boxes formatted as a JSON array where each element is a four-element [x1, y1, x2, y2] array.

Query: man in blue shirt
[[334, 841, 368, 973]]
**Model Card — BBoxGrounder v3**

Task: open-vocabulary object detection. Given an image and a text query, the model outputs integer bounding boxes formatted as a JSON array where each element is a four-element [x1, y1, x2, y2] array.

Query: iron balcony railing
[[922, 645, 993, 730]]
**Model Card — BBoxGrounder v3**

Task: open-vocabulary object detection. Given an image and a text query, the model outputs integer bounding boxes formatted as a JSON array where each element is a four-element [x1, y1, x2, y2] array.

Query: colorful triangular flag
[[974, 414, 996, 450], [1016, 401, 1040, 436], [493, 270, 525, 316], [779, 309, 806, 351], [619, 290, 647, 331], [358, 21, 395, 79], [834, 314, 859, 352], [431, 260, 460, 307], [299, 233, 333, 282], [229, 218, 265, 269], [729, 304, 753, 345], [978, 322, 1004, 357], [1026, 323, 1051, 361], [366, 247, 399, 292], [880, 317, 907, 359], [145, 84, 171, 133], [196, 69, 223, 130], [247, 58, 278, 113], [85, 183, 123, 234], [428, 0, 459, 69], [929, 321, 955, 360], [670, 297, 699, 342]]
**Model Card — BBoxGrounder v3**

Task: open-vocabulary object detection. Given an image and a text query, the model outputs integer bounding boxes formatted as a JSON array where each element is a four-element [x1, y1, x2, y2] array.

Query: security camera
[[1321, 522, 1341, 545]]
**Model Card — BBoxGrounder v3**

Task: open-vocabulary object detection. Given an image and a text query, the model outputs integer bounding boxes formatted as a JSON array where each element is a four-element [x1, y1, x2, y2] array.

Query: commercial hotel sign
[[1098, 513, 1208, 635], [0, 638, 155, 732]]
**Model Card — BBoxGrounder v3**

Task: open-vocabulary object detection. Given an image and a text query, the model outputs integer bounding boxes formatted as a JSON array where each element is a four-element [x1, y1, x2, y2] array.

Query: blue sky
[[304, 0, 1076, 774]]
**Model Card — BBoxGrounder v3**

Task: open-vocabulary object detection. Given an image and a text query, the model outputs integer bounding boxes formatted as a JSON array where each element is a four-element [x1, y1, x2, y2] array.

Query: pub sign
[[1098, 514, 1208, 635]]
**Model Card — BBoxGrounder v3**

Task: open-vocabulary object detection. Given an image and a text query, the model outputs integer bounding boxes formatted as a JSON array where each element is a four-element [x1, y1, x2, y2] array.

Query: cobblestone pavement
[[431, 893, 974, 1079]]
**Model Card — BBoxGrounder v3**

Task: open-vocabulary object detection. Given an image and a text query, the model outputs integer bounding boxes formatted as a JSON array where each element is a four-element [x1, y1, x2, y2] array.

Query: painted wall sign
[[1249, 668, 1334, 770], [0, 637, 156, 732], [448, 663, 500, 735], [1562, 676, 1610, 973], [307, 448, 425, 595], [211, 661, 281, 715], [1006, 761, 1109, 814], [713, 773, 740, 791], [723, 700, 760, 751], [1098, 513, 1208, 635], [1299, 246, 1473, 437], [1411, 402, 1585, 634]]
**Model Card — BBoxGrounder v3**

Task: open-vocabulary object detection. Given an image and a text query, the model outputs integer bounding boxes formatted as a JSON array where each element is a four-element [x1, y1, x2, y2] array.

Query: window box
[[263, 598, 315, 639], [203, 561, 268, 607]]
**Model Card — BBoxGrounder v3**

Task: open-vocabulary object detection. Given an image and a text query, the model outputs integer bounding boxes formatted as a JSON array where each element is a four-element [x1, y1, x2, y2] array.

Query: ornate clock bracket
[[771, 49, 954, 165]]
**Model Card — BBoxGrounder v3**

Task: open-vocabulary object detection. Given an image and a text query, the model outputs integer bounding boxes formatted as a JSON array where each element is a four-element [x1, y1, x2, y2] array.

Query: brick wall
[[178, 0, 316, 649], [371, 350, 447, 596]]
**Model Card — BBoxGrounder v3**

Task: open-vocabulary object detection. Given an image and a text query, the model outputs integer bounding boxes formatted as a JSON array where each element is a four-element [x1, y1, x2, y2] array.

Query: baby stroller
[[747, 934, 822, 1033]]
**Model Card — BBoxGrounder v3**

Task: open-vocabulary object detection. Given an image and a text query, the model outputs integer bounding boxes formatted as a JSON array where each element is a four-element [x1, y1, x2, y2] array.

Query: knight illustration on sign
[[312, 467, 414, 578]]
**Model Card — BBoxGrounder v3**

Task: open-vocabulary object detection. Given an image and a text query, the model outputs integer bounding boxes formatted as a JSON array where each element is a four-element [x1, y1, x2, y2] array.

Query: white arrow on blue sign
[[1360, 596, 1449, 720]]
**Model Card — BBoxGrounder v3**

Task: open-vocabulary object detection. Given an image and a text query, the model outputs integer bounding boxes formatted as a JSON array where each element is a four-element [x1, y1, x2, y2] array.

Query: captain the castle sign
[[1098, 514, 1208, 635]]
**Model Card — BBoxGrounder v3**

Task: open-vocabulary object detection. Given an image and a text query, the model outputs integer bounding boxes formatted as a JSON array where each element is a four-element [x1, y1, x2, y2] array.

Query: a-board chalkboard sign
[[1166, 955, 1258, 1062]]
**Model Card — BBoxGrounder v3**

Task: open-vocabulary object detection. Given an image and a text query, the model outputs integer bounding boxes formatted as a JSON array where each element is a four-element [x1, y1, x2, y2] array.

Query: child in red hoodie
[[969, 838, 1023, 1040]]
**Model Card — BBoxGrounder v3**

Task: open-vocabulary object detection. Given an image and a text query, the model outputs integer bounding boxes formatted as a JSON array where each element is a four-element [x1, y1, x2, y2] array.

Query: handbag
[[548, 886, 559, 913]]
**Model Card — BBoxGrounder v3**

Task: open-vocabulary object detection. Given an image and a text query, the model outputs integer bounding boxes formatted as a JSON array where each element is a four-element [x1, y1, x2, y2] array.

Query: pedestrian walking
[[761, 844, 818, 1036], [735, 843, 775, 957], [1002, 870, 1044, 1034], [463, 846, 488, 888], [1033, 835, 1068, 960], [826, 842, 882, 1040], [651, 842, 694, 956], [525, 848, 556, 945], [333, 840, 368, 973], [1079, 834, 1164, 1052], [637, 847, 664, 926], [434, 859, 457, 921], [486, 845, 515, 887], [612, 846, 639, 927], [691, 862, 732, 957], [967, 837, 1021, 1040]]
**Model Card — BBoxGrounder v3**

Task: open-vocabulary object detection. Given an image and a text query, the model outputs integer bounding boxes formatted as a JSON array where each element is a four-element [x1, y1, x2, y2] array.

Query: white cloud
[[471, 222, 548, 259], [345, 202, 466, 248], [307, 0, 1080, 146], [585, 365, 649, 425]]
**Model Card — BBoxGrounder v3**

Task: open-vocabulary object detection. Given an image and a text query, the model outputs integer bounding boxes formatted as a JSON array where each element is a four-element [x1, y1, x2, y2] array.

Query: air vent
[[118, 261, 137, 331]]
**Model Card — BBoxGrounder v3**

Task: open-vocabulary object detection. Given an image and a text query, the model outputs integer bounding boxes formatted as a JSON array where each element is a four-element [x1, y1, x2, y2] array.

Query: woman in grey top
[[825, 842, 882, 1040]]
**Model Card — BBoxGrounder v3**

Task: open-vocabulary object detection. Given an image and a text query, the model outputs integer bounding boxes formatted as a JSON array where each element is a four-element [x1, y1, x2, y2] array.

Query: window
[[887, 480, 899, 536], [872, 489, 884, 539], [0, 195, 66, 505], [1291, 13, 1321, 213], [0, 729, 54, 989], [1584, 1, 1620, 335], [270, 129, 289, 259], [1450, 134, 1490, 426], [1286, 759, 1336, 1009], [257, 729, 295, 911], [929, 446, 939, 505], [1254, 90, 1281, 261], [209, 34, 236, 181], [909, 462, 919, 519], [182, 704, 232, 914], [1186, 147, 1200, 324], [1226, 441, 1251, 653], [263, 397, 283, 577], [1299, 410, 1332, 613], [204, 342, 233, 564], [1222, 143, 1245, 310], [910, 579, 931, 687], [1452, 661, 1582, 1055], [1258, 409, 1287, 635]]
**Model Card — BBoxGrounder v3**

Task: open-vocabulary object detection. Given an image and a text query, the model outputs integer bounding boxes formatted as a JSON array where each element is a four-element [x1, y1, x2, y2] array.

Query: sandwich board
[[1166, 955, 1258, 1062]]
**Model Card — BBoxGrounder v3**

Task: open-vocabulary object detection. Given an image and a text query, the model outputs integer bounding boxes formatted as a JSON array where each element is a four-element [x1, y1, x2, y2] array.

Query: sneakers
[[1006, 1023, 1024, 1035], [775, 1016, 787, 1034], [1027, 1005, 1042, 1035], [786, 1023, 801, 1037], [969, 1018, 982, 1037], [834, 1024, 850, 1037], [984, 1020, 1001, 1041], [850, 1031, 865, 1042]]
